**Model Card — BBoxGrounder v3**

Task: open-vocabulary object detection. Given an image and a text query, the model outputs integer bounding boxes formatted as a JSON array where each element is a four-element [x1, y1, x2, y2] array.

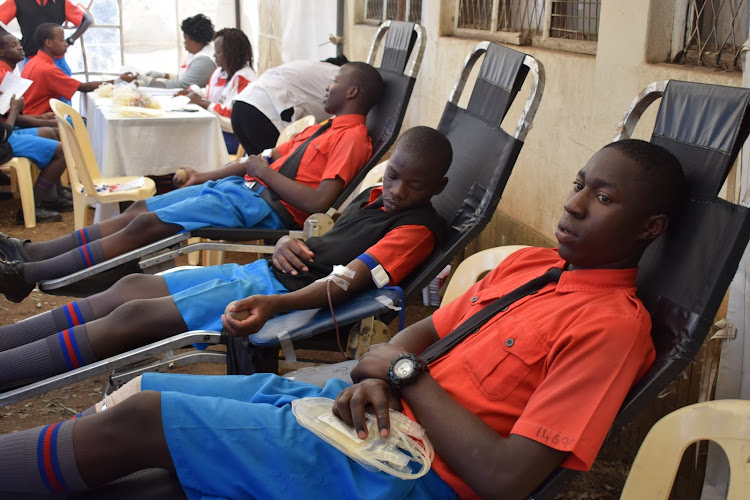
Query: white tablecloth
[[81, 93, 229, 177]]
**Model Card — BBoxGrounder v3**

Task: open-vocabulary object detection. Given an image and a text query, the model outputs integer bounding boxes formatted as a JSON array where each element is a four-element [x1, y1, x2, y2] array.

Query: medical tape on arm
[[95, 375, 143, 412], [315, 265, 356, 291], [356, 253, 389, 289]]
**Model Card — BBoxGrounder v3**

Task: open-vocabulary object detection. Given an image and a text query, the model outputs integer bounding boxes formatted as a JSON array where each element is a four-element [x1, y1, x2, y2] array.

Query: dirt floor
[[0, 194, 631, 498]]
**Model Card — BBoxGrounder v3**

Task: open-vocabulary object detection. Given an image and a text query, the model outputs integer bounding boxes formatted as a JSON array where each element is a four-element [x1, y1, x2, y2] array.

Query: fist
[[225, 300, 251, 321], [173, 168, 188, 187]]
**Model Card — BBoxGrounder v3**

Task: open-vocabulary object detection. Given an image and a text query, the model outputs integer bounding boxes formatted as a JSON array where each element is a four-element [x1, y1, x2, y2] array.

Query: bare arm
[[69, 11, 94, 43], [244, 156, 344, 214], [5, 95, 23, 128], [176, 160, 248, 188], [222, 252, 375, 336], [15, 114, 57, 128]]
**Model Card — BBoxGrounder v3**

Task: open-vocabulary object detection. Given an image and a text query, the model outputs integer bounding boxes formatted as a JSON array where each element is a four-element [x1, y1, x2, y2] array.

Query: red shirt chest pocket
[[462, 316, 549, 401], [300, 139, 331, 177]]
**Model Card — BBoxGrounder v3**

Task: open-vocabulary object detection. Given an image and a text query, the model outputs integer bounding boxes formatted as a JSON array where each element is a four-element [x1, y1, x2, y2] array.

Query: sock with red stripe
[[24, 225, 103, 262], [0, 420, 87, 494], [23, 240, 106, 284], [0, 325, 96, 386], [0, 299, 95, 352]]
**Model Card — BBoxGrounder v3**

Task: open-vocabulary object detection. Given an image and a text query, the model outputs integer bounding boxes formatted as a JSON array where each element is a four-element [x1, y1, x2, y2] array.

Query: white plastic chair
[[620, 399, 750, 500], [49, 99, 157, 230]]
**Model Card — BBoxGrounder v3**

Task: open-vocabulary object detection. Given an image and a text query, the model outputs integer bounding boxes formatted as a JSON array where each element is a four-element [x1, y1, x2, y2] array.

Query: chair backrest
[[358, 160, 388, 194], [440, 245, 530, 306], [400, 41, 544, 298], [277, 115, 316, 146], [619, 400, 750, 500], [50, 99, 103, 197], [329, 20, 426, 210], [530, 80, 750, 499]]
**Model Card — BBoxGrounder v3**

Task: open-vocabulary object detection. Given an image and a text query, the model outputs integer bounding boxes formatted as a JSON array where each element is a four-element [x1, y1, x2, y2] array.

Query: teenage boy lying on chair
[[0, 139, 686, 500], [0, 126, 450, 388], [0, 61, 384, 303]]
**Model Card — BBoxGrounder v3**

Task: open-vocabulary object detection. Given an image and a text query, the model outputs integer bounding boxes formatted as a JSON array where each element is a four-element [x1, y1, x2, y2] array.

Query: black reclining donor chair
[[0, 41, 545, 406], [39, 19, 426, 297]]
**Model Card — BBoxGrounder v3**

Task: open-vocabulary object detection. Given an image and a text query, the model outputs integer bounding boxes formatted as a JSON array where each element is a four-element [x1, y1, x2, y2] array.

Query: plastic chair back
[[620, 400, 750, 500], [50, 99, 102, 197], [440, 246, 530, 306], [277, 115, 316, 145]]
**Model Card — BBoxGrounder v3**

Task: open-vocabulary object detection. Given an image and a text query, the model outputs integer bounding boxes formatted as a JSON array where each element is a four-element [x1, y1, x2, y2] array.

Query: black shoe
[[57, 184, 73, 201], [0, 171, 10, 185], [0, 260, 34, 303], [38, 196, 74, 213], [0, 231, 30, 262], [0, 190, 11, 200], [16, 207, 62, 224]]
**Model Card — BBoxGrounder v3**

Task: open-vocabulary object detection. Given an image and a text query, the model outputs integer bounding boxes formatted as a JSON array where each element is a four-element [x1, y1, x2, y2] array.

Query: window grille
[[65, 0, 124, 82], [365, 0, 422, 24], [672, 0, 746, 71], [549, 0, 600, 41], [455, 0, 598, 44]]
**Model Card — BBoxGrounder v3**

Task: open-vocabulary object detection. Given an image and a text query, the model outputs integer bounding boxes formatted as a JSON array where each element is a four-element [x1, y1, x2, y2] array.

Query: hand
[[175, 89, 189, 96], [119, 72, 138, 83], [9, 94, 24, 111], [38, 112, 55, 120], [272, 236, 314, 275], [173, 167, 200, 188], [243, 155, 271, 179], [332, 379, 403, 439], [221, 295, 276, 337], [350, 343, 408, 384], [186, 91, 208, 108]]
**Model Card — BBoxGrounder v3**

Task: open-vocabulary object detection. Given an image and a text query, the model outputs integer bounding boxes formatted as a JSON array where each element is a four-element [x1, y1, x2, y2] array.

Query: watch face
[[393, 358, 415, 379]]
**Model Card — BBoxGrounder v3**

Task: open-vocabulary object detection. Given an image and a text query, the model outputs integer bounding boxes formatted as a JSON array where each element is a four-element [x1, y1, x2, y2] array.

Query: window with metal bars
[[64, 0, 124, 82], [365, 0, 422, 24], [671, 0, 746, 71], [454, 0, 599, 50]]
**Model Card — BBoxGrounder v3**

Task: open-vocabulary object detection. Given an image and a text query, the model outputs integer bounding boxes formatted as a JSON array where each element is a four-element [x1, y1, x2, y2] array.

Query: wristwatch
[[388, 353, 428, 389], [66, 36, 75, 46]]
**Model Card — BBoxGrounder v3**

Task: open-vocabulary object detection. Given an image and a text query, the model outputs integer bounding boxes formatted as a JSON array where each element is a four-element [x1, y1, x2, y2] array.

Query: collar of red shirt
[[0, 60, 12, 73], [37, 0, 57, 6], [31, 51, 56, 65], [328, 113, 367, 129], [554, 260, 638, 293]]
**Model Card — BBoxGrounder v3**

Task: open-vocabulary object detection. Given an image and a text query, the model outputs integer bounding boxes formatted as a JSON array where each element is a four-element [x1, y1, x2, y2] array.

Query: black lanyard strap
[[421, 267, 563, 364]]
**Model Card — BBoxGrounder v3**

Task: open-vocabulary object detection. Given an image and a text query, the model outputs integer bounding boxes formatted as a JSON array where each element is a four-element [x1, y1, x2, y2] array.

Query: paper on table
[[163, 95, 191, 111], [80, 176, 146, 194], [0, 72, 32, 114]]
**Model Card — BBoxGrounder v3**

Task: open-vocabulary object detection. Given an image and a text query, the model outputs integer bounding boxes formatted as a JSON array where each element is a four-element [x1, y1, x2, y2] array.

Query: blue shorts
[[142, 372, 456, 500], [8, 131, 57, 168], [145, 176, 286, 232], [162, 260, 288, 331]]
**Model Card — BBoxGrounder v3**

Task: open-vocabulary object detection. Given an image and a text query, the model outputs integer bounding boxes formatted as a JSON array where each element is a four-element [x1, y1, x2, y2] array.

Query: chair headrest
[[466, 42, 529, 126], [651, 80, 750, 201], [380, 21, 417, 74]]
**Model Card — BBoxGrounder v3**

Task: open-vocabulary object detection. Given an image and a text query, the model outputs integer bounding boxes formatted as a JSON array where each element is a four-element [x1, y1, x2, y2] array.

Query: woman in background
[[186, 28, 255, 154], [142, 13, 216, 89]]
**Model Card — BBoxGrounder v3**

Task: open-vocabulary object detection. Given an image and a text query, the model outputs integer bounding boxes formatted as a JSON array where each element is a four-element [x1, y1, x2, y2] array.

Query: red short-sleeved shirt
[[359, 187, 436, 285], [244, 114, 372, 226], [403, 247, 655, 498], [21, 51, 80, 114], [0, 0, 85, 26]]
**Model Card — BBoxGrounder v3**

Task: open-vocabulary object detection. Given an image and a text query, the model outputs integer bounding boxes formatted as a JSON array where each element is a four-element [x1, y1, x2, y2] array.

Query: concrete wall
[[343, 0, 742, 250]]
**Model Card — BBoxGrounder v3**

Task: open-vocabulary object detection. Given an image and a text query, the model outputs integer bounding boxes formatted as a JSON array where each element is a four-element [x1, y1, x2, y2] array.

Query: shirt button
[[471, 296, 478, 303], [500, 305, 509, 312], [505, 338, 515, 347]]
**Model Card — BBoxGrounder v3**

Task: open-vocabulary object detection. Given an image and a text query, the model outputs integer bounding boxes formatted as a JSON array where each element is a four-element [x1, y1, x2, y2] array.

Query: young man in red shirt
[[0, 139, 686, 499], [21, 23, 133, 115]]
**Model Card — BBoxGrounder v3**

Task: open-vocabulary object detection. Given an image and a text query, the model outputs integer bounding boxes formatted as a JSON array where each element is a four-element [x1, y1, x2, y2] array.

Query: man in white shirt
[[231, 57, 345, 155]]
